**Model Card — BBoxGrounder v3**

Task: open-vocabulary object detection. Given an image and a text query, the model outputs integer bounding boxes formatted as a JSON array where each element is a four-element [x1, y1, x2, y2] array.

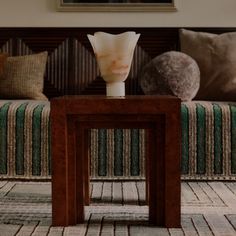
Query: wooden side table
[[51, 95, 181, 228]]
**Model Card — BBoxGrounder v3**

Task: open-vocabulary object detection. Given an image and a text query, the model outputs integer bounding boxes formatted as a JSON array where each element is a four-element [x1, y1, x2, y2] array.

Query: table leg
[[51, 99, 67, 226], [76, 124, 86, 223], [51, 100, 77, 226], [66, 116, 79, 225], [148, 114, 181, 228], [145, 129, 149, 205], [84, 129, 90, 206], [164, 113, 181, 228], [148, 119, 165, 226]]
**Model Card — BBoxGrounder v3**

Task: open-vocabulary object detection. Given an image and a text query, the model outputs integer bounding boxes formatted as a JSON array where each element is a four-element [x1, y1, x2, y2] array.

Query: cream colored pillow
[[0, 51, 48, 100], [180, 29, 236, 101]]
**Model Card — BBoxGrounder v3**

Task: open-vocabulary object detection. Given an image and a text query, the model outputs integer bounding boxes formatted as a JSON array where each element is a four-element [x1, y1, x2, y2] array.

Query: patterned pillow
[[0, 53, 8, 77], [0, 52, 48, 100]]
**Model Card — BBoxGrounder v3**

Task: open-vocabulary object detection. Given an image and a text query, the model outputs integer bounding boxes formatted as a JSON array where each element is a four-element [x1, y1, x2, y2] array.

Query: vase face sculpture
[[87, 31, 140, 96]]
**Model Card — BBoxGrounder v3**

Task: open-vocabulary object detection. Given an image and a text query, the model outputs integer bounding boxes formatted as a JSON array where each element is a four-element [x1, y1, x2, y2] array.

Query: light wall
[[0, 0, 236, 27]]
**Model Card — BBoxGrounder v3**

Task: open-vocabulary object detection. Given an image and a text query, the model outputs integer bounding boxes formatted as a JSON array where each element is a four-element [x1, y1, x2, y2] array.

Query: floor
[[1, 181, 236, 235]]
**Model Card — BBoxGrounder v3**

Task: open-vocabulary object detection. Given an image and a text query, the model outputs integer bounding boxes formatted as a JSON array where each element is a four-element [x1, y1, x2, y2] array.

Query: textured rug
[[1, 181, 236, 235]]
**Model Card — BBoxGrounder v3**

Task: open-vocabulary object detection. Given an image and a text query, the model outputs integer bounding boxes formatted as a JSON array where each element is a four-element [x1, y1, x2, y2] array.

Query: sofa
[[0, 99, 236, 181], [0, 27, 235, 181]]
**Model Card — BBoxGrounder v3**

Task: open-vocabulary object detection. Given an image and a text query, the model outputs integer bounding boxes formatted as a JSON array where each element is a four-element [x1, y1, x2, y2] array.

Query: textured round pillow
[[140, 51, 200, 101]]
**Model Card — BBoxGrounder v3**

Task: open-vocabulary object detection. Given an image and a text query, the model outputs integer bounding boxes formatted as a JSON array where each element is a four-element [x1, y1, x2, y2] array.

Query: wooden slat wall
[[0, 27, 234, 98]]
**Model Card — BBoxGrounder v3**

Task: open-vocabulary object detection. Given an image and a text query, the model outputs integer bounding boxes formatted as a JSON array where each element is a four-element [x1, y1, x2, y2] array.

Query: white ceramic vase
[[87, 31, 140, 97]]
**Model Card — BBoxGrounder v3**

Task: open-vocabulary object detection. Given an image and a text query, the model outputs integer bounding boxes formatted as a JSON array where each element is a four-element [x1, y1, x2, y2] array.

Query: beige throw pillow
[[180, 29, 236, 101], [0, 51, 48, 100]]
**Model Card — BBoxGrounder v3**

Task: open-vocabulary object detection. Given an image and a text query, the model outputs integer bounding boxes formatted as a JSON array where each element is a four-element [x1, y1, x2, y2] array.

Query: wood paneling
[[0, 27, 235, 98]]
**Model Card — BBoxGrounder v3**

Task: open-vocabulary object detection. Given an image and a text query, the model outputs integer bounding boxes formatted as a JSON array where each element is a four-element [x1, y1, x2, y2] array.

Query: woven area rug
[[1, 181, 236, 235]]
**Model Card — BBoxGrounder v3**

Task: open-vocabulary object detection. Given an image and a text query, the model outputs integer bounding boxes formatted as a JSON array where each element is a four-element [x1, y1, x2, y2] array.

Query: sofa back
[[0, 27, 234, 99]]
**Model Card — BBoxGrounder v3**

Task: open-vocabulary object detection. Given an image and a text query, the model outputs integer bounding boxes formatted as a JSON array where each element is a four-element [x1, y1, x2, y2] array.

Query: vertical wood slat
[[0, 39, 14, 55], [74, 39, 99, 94], [127, 45, 151, 94], [17, 39, 33, 55], [46, 38, 70, 95]]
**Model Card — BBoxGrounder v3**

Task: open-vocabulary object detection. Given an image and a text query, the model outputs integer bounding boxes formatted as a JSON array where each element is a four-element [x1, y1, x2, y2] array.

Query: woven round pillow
[[140, 51, 200, 101]]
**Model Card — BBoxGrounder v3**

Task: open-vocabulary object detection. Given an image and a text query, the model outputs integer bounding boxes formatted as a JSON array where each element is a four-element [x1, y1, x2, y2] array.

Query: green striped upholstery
[[90, 129, 145, 180], [181, 101, 236, 180], [0, 100, 50, 179], [0, 100, 236, 180]]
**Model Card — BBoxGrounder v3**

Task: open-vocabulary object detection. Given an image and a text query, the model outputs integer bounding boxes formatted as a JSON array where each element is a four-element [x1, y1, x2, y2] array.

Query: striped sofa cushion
[[0, 100, 50, 179], [1, 100, 236, 180], [90, 129, 145, 180], [181, 101, 236, 180]]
